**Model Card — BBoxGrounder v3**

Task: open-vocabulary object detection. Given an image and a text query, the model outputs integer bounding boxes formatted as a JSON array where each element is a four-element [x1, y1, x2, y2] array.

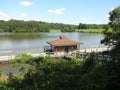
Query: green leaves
[[102, 6, 120, 61], [1, 55, 120, 90], [11, 54, 34, 64], [0, 19, 77, 33]]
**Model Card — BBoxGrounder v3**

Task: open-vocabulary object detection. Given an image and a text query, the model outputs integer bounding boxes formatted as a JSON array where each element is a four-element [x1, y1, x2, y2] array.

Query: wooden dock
[[0, 46, 111, 63]]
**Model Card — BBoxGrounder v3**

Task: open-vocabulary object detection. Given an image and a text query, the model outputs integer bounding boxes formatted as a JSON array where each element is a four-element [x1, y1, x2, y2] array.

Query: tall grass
[[76, 29, 105, 33]]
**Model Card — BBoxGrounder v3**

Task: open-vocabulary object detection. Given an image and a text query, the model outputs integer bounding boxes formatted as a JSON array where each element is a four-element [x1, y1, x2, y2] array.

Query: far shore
[[50, 29, 104, 33], [0, 29, 104, 34]]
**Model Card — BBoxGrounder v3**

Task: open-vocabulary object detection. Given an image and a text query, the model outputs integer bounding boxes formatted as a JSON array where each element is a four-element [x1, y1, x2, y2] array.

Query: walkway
[[0, 46, 112, 63]]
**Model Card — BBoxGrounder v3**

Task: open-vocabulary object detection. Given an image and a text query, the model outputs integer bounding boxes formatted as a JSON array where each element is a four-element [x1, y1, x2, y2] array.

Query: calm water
[[0, 32, 105, 51]]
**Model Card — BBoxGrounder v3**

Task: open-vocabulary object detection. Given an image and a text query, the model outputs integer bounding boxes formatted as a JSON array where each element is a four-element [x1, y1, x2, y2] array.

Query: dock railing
[[79, 46, 111, 53]]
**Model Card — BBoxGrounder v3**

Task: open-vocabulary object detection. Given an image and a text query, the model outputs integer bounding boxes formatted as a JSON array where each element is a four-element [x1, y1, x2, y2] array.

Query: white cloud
[[0, 12, 10, 20], [111, 7, 115, 10], [48, 8, 66, 15], [21, 13, 27, 17], [20, 1, 34, 6], [16, 17, 23, 20]]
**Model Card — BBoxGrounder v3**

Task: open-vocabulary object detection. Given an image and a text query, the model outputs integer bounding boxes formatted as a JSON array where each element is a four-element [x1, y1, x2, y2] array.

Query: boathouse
[[47, 34, 82, 53]]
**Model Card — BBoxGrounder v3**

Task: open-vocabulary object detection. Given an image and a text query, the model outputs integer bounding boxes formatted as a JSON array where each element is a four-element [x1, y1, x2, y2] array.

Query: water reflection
[[0, 33, 46, 40], [0, 32, 104, 51]]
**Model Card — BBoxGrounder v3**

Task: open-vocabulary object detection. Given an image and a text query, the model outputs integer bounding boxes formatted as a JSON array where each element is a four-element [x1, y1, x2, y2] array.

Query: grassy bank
[[50, 29, 61, 32], [76, 29, 105, 33], [50, 29, 105, 33]]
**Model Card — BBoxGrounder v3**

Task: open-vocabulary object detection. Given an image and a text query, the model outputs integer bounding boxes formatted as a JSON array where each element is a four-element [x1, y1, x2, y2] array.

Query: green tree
[[102, 6, 120, 61], [101, 6, 120, 89]]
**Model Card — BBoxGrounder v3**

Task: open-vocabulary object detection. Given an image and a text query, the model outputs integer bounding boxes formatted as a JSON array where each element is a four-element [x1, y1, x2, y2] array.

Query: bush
[[11, 54, 34, 64], [1, 54, 120, 90]]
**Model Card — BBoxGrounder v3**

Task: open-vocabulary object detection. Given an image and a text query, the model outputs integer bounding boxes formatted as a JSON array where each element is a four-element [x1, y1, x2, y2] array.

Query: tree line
[[0, 20, 77, 33], [78, 23, 108, 29], [0, 19, 109, 33]]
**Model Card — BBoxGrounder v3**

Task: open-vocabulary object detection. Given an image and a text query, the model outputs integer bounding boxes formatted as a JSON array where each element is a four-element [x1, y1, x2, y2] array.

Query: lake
[[0, 32, 105, 51], [0, 32, 105, 74]]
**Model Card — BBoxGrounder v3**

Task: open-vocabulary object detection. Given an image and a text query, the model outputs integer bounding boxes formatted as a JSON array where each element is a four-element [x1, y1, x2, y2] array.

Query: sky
[[0, 0, 119, 25]]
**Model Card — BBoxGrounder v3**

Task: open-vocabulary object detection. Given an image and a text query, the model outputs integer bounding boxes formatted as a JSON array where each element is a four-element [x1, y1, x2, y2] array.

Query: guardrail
[[79, 47, 111, 53]]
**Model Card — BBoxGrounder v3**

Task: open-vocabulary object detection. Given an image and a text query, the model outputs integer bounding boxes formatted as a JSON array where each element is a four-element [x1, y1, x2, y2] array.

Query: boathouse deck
[[0, 46, 112, 63]]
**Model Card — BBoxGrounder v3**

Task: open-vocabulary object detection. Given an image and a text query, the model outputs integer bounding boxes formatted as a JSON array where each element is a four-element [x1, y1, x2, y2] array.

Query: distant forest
[[78, 23, 108, 29], [0, 19, 107, 32]]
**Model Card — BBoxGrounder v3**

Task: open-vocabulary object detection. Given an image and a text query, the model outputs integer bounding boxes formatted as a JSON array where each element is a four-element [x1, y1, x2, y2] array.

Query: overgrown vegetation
[[0, 52, 120, 90]]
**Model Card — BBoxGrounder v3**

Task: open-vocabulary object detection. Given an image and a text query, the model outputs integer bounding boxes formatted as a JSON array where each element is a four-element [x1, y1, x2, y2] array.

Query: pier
[[0, 46, 111, 63]]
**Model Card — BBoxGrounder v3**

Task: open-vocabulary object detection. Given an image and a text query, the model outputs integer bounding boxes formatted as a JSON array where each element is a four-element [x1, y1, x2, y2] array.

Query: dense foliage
[[0, 19, 108, 33], [0, 20, 76, 33], [101, 6, 120, 90], [101, 6, 120, 61], [78, 23, 108, 29], [0, 53, 120, 90]]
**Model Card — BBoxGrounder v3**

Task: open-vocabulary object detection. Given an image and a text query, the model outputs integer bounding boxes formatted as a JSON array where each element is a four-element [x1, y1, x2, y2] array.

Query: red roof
[[47, 34, 82, 46]]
